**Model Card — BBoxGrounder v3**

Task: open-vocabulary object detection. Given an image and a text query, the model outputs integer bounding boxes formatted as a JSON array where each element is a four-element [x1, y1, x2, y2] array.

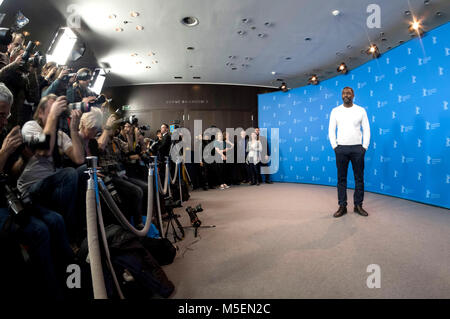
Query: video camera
[[185, 205, 203, 228]]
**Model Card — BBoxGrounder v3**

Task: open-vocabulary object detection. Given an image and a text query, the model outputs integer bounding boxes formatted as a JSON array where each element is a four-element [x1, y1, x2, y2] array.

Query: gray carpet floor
[[162, 183, 450, 299]]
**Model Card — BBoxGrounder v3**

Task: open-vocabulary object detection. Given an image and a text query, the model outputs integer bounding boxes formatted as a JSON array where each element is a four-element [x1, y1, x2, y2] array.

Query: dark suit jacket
[[157, 132, 172, 159]]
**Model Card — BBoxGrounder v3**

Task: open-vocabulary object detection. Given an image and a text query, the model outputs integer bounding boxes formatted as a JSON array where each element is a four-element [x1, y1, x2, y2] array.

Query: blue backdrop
[[258, 22, 450, 209]]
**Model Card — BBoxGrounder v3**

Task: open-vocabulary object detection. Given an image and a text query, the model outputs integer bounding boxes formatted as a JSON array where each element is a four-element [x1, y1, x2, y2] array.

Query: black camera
[[121, 115, 138, 126], [22, 133, 51, 150], [76, 70, 92, 82], [0, 28, 12, 47], [0, 173, 32, 226], [102, 175, 122, 204], [185, 206, 202, 228], [66, 94, 110, 114], [139, 125, 150, 131]]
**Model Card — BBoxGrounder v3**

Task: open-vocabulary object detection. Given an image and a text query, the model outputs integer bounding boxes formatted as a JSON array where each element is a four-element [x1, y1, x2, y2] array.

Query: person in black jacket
[[157, 123, 171, 160]]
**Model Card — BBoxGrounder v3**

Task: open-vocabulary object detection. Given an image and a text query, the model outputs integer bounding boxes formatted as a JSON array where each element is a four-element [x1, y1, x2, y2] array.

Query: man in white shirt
[[328, 87, 370, 217]]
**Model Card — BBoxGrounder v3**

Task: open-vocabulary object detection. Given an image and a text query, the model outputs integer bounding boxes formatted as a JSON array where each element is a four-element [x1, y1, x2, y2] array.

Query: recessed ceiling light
[[347, 45, 352, 49], [405, 10, 411, 16], [251, 26, 256, 30], [242, 18, 251, 24], [264, 22, 272, 27], [381, 38, 387, 41], [271, 71, 276, 75], [245, 57, 253, 61], [148, 52, 155, 56], [187, 47, 195, 50], [152, 60, 158, 64], [305, 37, 311, 41], [258, 33, 266, 38], [109, 14, 117, 19], [231, 67, 237, 70], [424, 0, 430, 5], [174, 76, 183, 79], [193, 76, 201, 79], [436, 11, 442, 16], [332, 10, 340, 16], [136, 25, 144, 31], [131, 53, 138, 56], [237, 30, 246, 35], [136, 61, 142, 64], [130, 12, 139, 17], [241, 64, 249, 67], [146, 66, 151, 69], [115, 27, 123, 32], [229, 55, 236, 59], [226, 62, 234, 66], [181, 16, 199, 27]]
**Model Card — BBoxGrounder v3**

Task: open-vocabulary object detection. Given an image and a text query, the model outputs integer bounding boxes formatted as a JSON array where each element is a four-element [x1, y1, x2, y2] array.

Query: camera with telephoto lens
[[121, 115, 138, 126], [76, 70, 92, 82], [0, 173, 32, 226], [185, 206, 202, 228], [20, 41, 46, 68]]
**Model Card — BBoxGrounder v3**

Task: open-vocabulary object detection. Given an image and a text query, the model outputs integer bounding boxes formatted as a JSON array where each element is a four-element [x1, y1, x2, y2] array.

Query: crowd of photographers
[[0, 31, 273, 299], [0, 32, 176, 299]]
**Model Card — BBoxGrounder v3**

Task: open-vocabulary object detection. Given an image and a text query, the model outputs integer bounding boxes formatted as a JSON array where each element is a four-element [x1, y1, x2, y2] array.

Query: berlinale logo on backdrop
[[412, 75, 417, 83], [427, 156, 442, 165], [398, 95, 411, 103], [401, 186, 414, 194], [426, 190, 440, 199], [400, 125, 413, 133], [445, 48, 450, 56], [443, 101, 448, 111], [379, 128, 390, 135], [425, 121, 440, 130], [380, 155, 391, 163], [423, 88, 437, 97], [394, 66, 407, 74], [446, 137, 450, 147], [374, 75, 385, 82], [417, 139, 422, 148], [417, 172, 422, 181], [415, 106, 421, 115], [392, 112, 396, 119], [402, 155, 414, 164], [418, 56, 431, 66]]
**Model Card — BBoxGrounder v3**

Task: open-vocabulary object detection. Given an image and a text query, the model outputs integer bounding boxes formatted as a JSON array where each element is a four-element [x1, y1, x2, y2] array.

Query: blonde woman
[[246, 131, 262, 185]]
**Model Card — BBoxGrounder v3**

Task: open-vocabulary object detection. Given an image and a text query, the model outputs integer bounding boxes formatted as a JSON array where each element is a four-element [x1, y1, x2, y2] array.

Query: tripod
[[162, 198, 185, 243], [182, 205, 216, 238]]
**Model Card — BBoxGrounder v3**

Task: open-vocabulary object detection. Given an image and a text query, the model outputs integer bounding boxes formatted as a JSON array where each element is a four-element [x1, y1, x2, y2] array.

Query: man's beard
[[343, 97, 352, 104]]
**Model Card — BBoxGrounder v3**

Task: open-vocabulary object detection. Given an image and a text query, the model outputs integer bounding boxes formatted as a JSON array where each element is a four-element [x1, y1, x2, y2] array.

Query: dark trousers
[[0, 206, 74, 299], [112, 175, 147, 225], [335, 144, 366, 206], [257, 162, 271, 183], [29, 167, 79, 244]]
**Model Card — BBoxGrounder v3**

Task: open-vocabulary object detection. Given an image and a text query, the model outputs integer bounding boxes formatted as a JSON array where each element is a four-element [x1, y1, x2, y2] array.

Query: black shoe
[[265, 181, 273, 184], [250, 182, 256, 185], [354, 205, 368, 217], [333, 206, 347, 218]]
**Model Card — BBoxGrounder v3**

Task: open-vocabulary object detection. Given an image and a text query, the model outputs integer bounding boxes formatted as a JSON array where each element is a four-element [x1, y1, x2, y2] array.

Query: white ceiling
[[49, 0, 450, 88]]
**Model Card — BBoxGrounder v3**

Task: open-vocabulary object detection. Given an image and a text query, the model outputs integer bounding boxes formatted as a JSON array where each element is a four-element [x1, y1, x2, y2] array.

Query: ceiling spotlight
[[108, 14, 117, 19], [148, 52, 155, 56], [436, 12, 442, 16], [332, 10, 340, 16], [409, 20, 425, 36], [424, 0, 430, 5], [242, 18, 251, 24], [146, 66, 151, 69], [279, 82, 288, 92], [136, 61, 142, 64], [152, 60, 158, 64], [23, 31, 30, 36], [308, 75, 319, 85], [237, 30, 246, 36], [245, 57, 253, 61], [405, 11, 411, 16], [115, 27, 123, 32], [337, 62, 348, 74], [271, 71, 276, 75], [130, 12, 140, 17], [304, 37, 311, 41], [366, 44, 381, 58], [136, 25, 144, 31], [187, 46, 195, 50], [258, 33, 266, 38], [228, 55, 236, 59], [181, 16, 199, 27], [193, 76, 201, 79], [131, 53, 138, 56], [264, 22, 272, 27]]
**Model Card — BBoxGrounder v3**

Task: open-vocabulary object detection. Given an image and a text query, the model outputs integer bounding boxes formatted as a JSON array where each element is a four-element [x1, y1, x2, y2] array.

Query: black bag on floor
[[78, 224, 175, 299], [139, 237, 176, 266], [171, 179, 190, 202]]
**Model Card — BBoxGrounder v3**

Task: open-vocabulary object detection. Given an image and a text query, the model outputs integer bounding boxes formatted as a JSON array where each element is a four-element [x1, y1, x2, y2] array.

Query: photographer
[[92, 113, 147, 229], [41, 65, 75, 98], [0, 43, 40, 128], [0, 83, 73, 299], [16, 94, 85, 244], [66, 67, 96, 104], [0, 32, 25, 69]]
